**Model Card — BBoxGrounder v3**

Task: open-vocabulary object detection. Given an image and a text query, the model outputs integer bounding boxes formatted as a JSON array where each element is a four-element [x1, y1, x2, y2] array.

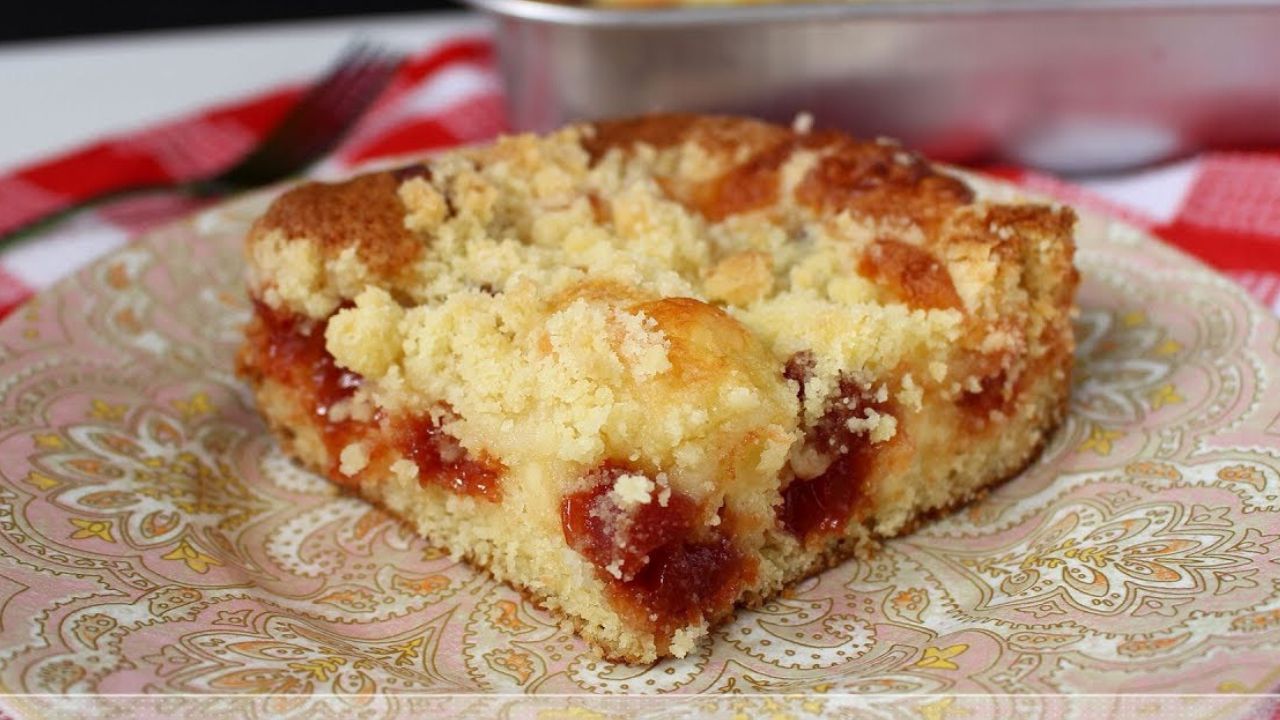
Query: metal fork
[[4, 41, 403, 242]]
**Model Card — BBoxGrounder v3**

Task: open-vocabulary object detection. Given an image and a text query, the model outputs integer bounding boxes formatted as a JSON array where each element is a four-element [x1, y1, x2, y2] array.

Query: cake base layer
[[239, 353, 1068, 663]]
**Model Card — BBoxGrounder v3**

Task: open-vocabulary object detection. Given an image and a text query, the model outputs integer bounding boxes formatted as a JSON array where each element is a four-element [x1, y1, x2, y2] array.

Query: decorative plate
[[1, 174, 1278, 720]]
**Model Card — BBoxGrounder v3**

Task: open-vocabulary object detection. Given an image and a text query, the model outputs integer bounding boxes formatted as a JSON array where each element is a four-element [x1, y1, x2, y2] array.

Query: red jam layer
[[780, 439, 877, 543], [250, 302, 503, 499], [251, 301, 367, 475], [780, 361, 897, 544], [956, 341, 1031, 431], [561, 464, 754, 640], [393, 414, 503, 501]]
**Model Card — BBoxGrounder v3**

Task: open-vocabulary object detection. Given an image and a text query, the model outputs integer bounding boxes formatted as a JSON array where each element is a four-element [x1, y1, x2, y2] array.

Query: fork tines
[[217, 40, 404, 189]]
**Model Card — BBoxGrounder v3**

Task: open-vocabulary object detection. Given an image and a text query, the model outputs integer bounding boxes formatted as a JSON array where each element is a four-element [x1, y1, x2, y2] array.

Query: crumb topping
[[339, 441, 370, 477], [611, 472, 656, 508]]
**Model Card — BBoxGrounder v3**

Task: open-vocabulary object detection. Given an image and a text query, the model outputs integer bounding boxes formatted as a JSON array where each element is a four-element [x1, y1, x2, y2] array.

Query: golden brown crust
[[858, 238, 965, 311], [584, 113, 975, 229], [584, 113, 787, 160], [253, 170, 423, 279], [794, 133, 974, 227]]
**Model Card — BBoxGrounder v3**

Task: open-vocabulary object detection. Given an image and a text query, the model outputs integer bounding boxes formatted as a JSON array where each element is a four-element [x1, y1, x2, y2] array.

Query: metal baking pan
[[463, 0, 1280, 173]]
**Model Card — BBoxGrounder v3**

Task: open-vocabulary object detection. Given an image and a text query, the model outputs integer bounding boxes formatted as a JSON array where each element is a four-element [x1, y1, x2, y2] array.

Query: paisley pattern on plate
[[0, 176, 1278, 716]]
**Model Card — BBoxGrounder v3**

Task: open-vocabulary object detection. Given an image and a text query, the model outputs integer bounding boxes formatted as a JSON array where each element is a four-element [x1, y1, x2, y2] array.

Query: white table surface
[[0, 12, 485, 173]]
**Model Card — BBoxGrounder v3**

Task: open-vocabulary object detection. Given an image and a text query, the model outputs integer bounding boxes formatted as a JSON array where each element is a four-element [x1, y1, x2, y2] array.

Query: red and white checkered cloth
[[2, 34, 1279, 321]]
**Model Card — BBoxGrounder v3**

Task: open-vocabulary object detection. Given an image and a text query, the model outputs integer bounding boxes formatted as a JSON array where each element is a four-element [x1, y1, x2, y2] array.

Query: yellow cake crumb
[[339, 441, 370, 477], [704, 250, 774, 305], [326, 286, 405, 377], [611, 473, 656, 508]]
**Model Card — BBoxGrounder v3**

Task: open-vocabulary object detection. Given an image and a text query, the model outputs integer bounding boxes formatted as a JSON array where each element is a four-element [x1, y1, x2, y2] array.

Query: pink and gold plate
[[0, 174, 1278, 719]]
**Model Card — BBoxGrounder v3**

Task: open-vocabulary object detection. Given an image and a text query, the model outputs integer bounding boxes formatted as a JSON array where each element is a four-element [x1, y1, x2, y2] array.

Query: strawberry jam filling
[[959, 370, 1009, 420], [250, 301, 368, 475], [780, 354, 897, 544], [561, 463, 754, 641], [249, 301, 503, 498], [392, 413, 503, 501], [956, 342, 1031, 431]]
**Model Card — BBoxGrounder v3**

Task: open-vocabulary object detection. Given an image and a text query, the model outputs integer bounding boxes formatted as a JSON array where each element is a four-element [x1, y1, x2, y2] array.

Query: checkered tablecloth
[[1, 35, 1278, 321]]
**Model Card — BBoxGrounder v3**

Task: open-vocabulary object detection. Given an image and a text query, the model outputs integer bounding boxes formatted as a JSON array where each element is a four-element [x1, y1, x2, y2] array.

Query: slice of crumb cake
[[237, 114, 1078, 664]]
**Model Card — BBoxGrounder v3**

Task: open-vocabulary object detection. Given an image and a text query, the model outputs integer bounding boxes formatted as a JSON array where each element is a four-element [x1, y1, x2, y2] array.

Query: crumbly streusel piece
[[238, 114, 1078, 663]]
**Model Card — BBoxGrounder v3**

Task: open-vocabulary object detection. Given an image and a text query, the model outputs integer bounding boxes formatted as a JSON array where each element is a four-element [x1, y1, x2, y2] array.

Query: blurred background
[[0, 3, 479, 171], [0, 1, 1278, 370], [4, 2, 454, 42]]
